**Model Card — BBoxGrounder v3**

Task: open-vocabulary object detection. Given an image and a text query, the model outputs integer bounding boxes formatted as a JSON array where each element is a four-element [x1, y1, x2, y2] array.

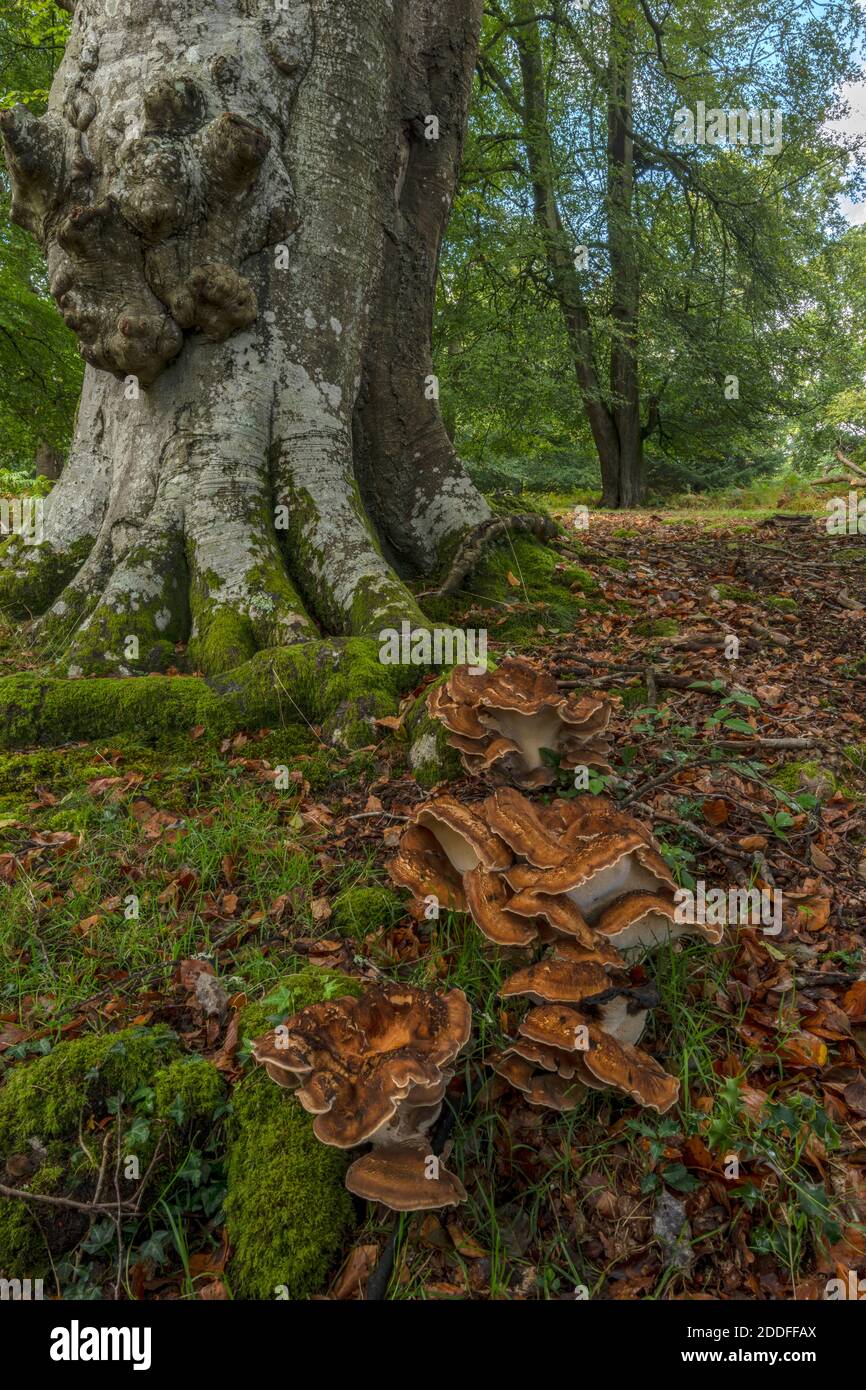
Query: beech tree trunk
[[0, 0, 491, 678]]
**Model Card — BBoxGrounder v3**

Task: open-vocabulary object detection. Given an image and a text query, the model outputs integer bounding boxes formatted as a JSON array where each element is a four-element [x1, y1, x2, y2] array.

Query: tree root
[[0, 637, 418, 750], [433, 513, 558, 597]]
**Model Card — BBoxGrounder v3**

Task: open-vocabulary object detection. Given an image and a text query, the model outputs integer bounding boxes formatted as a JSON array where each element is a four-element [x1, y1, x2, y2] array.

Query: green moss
[[715, 584, 755, 603], [422, 536, 605, 644], [0, 637, 418, 751], [633, 618, 680, 638], [0, 536, 93, 622], [0, 671, 227, 749], [610, 682, 648, 709], [769, 760, 836, 798], [0, 1025, 180, 1152], [764, 595, 798, 613], [153, 1057, 226, 1127], [331, 885, 405, 940], [0, 1025, 187, 1277], [402, 680, 463, 788], [225, 969, 362, 1299]]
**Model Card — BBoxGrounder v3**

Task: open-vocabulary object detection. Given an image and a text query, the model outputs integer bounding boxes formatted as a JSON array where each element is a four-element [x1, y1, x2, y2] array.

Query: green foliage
[[436, 1, 866, 495], [0, 2, 81, 472]]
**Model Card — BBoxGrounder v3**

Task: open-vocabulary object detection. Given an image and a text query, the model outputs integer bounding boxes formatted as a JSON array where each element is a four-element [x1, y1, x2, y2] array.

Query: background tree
[[441, 0, 864, 502]]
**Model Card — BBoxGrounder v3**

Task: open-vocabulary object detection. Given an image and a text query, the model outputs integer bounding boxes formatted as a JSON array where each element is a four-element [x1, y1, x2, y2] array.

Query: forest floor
[[1, 505, 865, 1300]]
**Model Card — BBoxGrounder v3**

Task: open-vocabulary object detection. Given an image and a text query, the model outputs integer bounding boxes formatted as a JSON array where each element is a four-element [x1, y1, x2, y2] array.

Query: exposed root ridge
[[434, 513, 558, 598]]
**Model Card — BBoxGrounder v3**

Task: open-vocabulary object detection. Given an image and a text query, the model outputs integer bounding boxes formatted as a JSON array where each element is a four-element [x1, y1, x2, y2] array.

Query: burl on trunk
[[0, 0, 493, 680]]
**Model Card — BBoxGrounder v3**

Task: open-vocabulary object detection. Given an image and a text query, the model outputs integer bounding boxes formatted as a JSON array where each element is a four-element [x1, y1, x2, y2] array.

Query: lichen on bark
[[0, 0, 536, 740]]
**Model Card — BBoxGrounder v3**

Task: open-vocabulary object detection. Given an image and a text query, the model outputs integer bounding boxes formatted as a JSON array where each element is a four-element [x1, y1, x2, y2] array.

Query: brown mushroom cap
[[463, 866, 538, 946], [251, 983, 471, 1148], [580, 1022, 680, 1114], [414, 794, 512, 874], [509, 834, 676, 923], [427, 658, 613, 787], [345, 1143, 467, 1212], [503, 888, 596, 946], [489, 1049, 536, 1092], [388, 822, 467, 912], [504, 1038, 581, 1079], [518, 1002, 595, 1053], [550, 935, 628, 970], [521, 1071, 586, 1111], [594, 890, 685, 951], [500, 958, 611, 1005]]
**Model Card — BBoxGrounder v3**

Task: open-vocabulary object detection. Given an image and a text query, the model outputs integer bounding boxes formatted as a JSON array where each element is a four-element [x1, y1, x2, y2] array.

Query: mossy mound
[[225, 969, 364, 1300], [422, 535, 605, 643], [0, 1026, 226, 1278], [633, 618, 680, 638], [331, 885, 406, 940], [769, 760, 837, 800]]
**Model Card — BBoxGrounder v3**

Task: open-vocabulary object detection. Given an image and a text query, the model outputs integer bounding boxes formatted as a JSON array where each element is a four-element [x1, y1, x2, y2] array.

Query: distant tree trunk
[[493, 1, 644, 508], [0, 0, 491, 676], [35, 442, 63, 481], [606, 6, 643, 508]]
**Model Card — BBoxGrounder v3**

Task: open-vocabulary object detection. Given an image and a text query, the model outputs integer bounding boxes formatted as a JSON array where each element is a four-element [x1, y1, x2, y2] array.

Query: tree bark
[[606, 6, 643, 507], [0, 0, 491, 677], [495, 1, 645, 508]]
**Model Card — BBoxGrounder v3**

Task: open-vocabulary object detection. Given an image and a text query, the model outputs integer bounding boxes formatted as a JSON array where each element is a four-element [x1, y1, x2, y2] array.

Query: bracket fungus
[[252, 982, 471, 1212], [389, 781, 723, 1116], [428, 658, 612, 788]]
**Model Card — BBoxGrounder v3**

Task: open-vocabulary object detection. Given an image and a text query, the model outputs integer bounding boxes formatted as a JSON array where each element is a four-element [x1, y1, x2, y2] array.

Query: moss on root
[[0, 637, 418, 750], [0, 537, 94, 622], [421, 535, 606, 643], [225, 969, 363, 1300]]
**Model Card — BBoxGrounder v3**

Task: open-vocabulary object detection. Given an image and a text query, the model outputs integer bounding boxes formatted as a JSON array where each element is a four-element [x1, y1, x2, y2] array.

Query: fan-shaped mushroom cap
[[594, 890, 685, 951], [503, 1038, 581, 1079], [345, 1143, 467, 1212], [503, 888, 596, 946], [579, 1023, 680, 1114], [518, 1002, 594, 1053], [463, 866, 538, 946], [598, 890, 724, 949], [414, 794, 512, 874], [251, 983, 471, 1148], [510, 834, 676, 923], [550, 935, 628, 970], [427, 658, 612, 788], [427, 681, 487, 739], [521, 1071, 586, 1111], [388, 822, 467, 912], [489, 1049, 536, 1091], [515, 1008, 676, 1108], [483, 787, 571, 868], [500, 958, 610, 1005]]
